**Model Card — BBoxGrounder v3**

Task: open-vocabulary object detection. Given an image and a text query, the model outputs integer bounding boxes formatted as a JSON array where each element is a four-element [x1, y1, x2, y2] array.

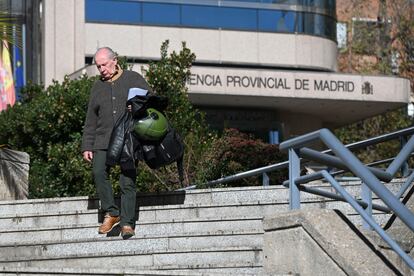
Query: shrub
[[0, 76, 98, 197], [198, 128, 288, 187]]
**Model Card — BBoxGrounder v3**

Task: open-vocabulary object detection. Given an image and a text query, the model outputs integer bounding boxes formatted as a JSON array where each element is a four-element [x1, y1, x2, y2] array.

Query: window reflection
[[142, 3, 180, 25], [85, 0, 142, 24], [259, 10, 297, 32], [182, 5, 257, 31], [85, 0, 336, 41]]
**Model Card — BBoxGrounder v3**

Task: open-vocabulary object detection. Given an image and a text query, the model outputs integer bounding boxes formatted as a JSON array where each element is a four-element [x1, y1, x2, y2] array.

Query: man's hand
[[83, 151, 93, 162], [127, 104, 132, 112]]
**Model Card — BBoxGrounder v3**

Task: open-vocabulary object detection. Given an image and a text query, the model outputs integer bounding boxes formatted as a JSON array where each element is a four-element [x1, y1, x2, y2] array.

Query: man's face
[[95, 50, 117, 80]]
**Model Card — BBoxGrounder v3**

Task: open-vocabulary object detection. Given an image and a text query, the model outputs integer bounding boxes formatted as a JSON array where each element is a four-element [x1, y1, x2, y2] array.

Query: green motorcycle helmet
[[133, 108, 168, 141]]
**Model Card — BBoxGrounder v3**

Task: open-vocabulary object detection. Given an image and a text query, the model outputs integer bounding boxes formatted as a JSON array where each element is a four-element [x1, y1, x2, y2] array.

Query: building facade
[[10, 0, 414, 142]]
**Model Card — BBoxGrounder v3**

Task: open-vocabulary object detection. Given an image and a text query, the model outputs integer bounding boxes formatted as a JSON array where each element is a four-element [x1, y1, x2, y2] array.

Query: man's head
[[94, 47, 118, 80]]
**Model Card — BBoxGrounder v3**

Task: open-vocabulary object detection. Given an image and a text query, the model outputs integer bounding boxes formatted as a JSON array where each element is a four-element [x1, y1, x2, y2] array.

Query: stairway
[[0, 180, 411, 275]]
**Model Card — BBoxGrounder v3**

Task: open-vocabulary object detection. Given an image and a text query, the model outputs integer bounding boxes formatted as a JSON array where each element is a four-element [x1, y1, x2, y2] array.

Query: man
[[81, 47, 151, 239]]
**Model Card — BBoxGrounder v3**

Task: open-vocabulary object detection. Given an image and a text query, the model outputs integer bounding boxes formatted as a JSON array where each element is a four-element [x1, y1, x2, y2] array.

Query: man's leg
[[93, 150, 120, 233], [119, 169, 137, 239]]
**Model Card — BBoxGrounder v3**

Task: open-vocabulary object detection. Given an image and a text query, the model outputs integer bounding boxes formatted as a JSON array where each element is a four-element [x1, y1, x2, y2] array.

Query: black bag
[[141, 127, 185, 184]]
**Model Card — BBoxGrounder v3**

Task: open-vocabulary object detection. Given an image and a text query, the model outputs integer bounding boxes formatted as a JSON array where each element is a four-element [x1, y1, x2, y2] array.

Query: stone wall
[[0, 148, 29, 200]]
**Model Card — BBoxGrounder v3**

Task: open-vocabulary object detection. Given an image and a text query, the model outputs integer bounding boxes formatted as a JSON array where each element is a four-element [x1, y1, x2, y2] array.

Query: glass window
[[261, 0, 300, 4], [325, 16, 336, 39], [84, 0, 337, 41], [85, 0, 141, 24], [326, 0, 336, 13], [291, 0, 336, 15], [314, 14, 327, 36], [336, 22, 347, 49], [303, 13, 314, 35], [224, 0, 260, 2], [303, 13, 335, 39], [182, 5, 257, 31], [258, 10, 297, 32], [142, 3, 180, 25]]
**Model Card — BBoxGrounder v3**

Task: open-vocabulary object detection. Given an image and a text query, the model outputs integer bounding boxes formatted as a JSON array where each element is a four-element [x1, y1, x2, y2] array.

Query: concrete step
[[0, 182, 410, 275], [0, 181, 405, 217], [1, 247, 263, 272], [0, 186, 291, 216], [0, 232, 263, 262], [0, 217, 263, 245], [0, 198, 392, 233], [1, 266, 266, 276], [0, 210, 391, 254], [0, 196, 95, 216]]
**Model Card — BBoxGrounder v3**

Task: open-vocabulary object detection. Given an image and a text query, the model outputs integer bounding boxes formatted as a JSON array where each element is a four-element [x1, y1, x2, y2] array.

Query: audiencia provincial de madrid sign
[[186, 66, 410, 104]]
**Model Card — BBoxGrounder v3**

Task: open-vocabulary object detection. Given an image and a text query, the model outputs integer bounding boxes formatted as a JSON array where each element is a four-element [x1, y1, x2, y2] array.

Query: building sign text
[[188, 73, 356, 93]]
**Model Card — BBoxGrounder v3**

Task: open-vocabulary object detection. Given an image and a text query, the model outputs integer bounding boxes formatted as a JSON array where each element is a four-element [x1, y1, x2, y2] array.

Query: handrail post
[[361, 183, 373, 230], [400, 136, 409, 177], [262, 172, 269, 186], [289, 148, 301, 209]]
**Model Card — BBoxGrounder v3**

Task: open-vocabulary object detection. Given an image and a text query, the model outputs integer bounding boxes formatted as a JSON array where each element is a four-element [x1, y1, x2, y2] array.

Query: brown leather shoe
[[121, 225, 135, 240], [98, 214, 120, 234]]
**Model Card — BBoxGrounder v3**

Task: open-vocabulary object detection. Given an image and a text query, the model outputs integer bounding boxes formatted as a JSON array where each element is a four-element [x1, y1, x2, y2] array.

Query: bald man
[[81, 47, 151, 239]]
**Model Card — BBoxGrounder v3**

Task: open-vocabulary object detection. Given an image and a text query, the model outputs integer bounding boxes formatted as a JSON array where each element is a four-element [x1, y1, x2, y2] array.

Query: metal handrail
[[280, 128, 414, 270], [186, 126, 414, 190], [181, 126, 414, 269], [202, 161, 289, 188], [279, 128, 414, 229], [329, 125, 414, 152]]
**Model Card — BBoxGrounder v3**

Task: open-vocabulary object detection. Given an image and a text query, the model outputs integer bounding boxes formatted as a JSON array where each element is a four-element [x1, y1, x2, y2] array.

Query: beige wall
[[42, 0, 85, 85], [84, 23, 338, 72]]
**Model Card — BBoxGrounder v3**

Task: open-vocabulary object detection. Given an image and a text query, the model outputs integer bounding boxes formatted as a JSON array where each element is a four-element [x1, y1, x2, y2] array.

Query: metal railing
[[182, 126, 414, 270], [279, 128, 414, 270], [184, 126, 414, 190]]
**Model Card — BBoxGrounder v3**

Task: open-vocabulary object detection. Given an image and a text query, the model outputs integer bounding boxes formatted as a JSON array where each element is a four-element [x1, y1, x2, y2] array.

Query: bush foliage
[[198, 128, 288, 187]]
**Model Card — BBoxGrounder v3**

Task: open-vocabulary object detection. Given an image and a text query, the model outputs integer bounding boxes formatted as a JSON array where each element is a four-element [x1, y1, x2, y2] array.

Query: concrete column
[[42, 0, 85, 86]]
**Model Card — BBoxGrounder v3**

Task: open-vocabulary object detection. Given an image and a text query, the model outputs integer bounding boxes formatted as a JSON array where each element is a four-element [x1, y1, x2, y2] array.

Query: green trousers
[[92, 150, 137, 228]]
